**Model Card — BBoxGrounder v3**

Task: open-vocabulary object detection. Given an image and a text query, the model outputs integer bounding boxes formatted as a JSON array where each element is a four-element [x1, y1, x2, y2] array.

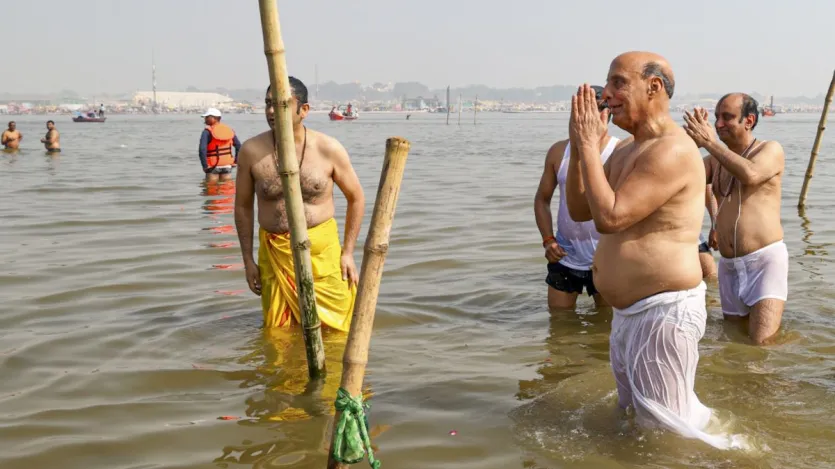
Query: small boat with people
[[72, 110, 106, 123], [328, 104, 358, 121]]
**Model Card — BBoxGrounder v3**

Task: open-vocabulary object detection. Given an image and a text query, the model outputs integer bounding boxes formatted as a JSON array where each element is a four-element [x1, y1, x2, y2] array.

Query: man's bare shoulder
[[240, 130, 273, 157], [545, 139, 568, 165], [242, 130, 273, 148], [310, 128, 350, 161], [756, 140, 785, 158], [549, 139, 569, 153], [648, 130, 700, 159], [632, 132, 703, 181]]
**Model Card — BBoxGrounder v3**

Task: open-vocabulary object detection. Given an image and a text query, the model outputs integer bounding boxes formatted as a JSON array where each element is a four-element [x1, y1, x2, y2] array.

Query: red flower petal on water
[[212, 263, 244, 270], [209, 242, 237, 248]]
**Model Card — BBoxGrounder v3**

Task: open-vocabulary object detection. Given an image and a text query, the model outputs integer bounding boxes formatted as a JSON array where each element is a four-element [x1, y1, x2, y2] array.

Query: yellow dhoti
[[258, 218, 356, 332]]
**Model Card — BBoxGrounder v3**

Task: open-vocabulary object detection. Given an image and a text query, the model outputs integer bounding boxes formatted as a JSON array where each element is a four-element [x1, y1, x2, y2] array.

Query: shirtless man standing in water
[[41, 120, 60, 152], [234, 77, 365, 332], [566, 52, 716, 441], [2, 121, 22, 150], [684, 93, 787, 345]]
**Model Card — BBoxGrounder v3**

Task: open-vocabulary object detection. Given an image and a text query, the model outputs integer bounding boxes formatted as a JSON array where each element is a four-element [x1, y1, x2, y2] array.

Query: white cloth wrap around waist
[[610, 281, 744, 449]]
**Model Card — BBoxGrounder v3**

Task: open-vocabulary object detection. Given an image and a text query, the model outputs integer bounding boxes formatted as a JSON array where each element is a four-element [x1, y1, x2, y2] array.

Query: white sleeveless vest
[[554, 137, 619, 270]]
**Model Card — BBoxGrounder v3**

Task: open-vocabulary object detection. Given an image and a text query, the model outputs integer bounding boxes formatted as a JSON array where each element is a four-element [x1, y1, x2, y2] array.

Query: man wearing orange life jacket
[[199, 108, 242, 181]]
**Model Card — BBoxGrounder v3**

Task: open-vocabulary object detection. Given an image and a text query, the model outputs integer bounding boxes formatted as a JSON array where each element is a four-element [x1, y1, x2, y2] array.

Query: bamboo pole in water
[[458, 94, 462, 126], [474, 94, 478, 125], [327, 137, 411, 469], [799, 69, 835, 209], [258, 0, 325, 378]]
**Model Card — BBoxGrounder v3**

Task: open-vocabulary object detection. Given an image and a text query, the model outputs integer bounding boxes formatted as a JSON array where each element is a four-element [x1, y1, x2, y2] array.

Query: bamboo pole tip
[[386, 136, 411, 150]]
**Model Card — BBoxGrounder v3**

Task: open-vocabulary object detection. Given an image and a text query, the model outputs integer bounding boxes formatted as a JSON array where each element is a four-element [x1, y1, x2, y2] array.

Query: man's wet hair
[[642, 62, 675, 99], [46, 120, 54, 125], [266, 76, 309, 104], [8, 121, 14, 126], [717, 93, 760, 130]]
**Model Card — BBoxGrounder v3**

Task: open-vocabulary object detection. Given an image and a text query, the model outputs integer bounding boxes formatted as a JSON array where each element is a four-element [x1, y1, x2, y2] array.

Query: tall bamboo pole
[[327, 137, 411, 469], [799, 69, 835, 209], [474, 94, 478, 125], [457, 94, 462, 126], [258, 0, 325, 378]]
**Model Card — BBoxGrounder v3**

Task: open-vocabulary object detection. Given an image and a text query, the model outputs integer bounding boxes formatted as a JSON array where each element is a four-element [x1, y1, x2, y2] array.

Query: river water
[[1, 111, 833, 469]]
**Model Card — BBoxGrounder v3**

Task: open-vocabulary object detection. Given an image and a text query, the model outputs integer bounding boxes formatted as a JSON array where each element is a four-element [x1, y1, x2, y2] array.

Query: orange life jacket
[[205, 123, 236, 168]]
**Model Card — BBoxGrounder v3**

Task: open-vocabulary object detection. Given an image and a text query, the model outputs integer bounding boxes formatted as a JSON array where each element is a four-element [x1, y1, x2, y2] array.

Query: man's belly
[[257, 199, 335, 234], [593, 238, 703, 309], [716, 207, 783, 258]]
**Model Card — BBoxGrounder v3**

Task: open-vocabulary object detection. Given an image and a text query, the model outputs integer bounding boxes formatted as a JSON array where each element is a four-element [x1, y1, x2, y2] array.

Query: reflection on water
[[0, 113, 834, 469], [212, 329, 360, 468]]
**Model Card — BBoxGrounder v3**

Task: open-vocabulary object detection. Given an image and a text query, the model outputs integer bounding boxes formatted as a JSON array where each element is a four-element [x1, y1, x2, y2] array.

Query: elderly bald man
[[565, 52, 722, 446]]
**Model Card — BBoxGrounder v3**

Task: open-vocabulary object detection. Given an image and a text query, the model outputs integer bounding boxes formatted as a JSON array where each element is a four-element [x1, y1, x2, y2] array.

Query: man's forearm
[[199, 131, 209, 169], [578, 143, 615, 224], [704, 140, 755, 182], [534, 199, 554, 241], [342, 200, 364, 254], [235, 207, 256, 264], [705, 185, 718, 228], [233, 135, 242, 158]]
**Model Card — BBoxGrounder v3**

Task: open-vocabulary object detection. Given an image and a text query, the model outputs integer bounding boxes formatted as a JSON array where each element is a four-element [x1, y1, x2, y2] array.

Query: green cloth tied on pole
[[332, 387, 380, 468]]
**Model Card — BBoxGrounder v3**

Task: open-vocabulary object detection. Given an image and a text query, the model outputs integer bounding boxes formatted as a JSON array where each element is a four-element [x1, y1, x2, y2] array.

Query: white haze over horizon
[[1, 0, 833, 98]]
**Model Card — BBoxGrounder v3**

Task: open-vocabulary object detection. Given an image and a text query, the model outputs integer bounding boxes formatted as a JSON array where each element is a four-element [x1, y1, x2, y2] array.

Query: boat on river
[[72, 112, 106, 123], [328, 105, 358, 121]]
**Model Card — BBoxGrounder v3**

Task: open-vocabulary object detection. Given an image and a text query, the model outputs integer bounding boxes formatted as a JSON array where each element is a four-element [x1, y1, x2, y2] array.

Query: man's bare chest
[[711, 164, 736, 198], [253, 156, 332, 202]]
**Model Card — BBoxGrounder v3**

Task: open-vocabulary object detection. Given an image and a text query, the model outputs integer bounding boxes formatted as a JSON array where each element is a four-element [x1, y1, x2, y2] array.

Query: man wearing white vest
[[535, 85, 628, 309]]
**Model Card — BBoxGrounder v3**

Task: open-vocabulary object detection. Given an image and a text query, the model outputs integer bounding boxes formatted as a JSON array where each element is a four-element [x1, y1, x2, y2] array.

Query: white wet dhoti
[[718, 240, 789, 317], [610, 282, 724, 446]]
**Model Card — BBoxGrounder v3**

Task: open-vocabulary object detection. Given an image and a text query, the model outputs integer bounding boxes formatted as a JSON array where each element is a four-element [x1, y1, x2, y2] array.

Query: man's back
[[593, 128, 705, 308]]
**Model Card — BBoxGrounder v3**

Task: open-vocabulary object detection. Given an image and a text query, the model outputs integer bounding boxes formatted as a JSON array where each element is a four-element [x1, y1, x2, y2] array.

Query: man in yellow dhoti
[[234, 77, 365, 332], [258, 218, 357, 331]]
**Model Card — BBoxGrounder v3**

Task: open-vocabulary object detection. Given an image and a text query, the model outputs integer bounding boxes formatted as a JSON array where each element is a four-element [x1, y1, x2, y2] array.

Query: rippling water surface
[[1, 112, 834, 468]]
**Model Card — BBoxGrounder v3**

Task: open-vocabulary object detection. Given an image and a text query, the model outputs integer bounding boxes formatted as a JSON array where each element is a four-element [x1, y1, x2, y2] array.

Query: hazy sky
[[2, 0, 833, 97]]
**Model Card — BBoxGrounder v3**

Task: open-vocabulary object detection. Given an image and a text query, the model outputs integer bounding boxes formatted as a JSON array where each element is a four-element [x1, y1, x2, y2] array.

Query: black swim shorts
[[698, 233, 711, 253], [207, 166, 233, 175], [545, 262, 598, 296]]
